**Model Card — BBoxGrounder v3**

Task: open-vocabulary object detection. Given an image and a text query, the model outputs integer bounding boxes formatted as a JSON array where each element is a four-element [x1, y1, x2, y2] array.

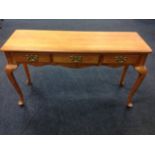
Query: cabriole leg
[[127, 66, 147, 108], [5, 64, 24, 106]]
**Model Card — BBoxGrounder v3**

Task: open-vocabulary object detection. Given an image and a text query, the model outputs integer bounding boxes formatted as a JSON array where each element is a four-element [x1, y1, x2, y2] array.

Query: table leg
[[5, 64, 24, 106], [127, 66, 147, 108], [23, 64, 32, 85], [119, 65, 129, 87]]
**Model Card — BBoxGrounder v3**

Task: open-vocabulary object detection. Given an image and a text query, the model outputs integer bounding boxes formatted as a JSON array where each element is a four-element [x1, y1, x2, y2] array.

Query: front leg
[[5, 64, 24, 106], [127, 66, 147, 108]]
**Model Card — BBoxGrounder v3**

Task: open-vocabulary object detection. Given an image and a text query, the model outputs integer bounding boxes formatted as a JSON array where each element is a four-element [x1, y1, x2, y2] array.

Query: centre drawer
[[53, 54, 99, 64], [12, 53, 51, 63]]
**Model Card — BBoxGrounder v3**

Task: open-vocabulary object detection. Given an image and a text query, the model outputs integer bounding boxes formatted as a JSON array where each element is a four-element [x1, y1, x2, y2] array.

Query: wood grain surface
[[1, 30, 152, 53]]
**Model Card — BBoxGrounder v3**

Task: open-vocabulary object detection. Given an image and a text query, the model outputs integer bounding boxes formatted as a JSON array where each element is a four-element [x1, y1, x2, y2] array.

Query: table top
[[1, 30, 152, 53]]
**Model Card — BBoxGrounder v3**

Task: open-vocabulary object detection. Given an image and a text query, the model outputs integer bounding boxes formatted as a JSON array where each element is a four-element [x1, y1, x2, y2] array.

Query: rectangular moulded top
[[0, 30, 152, 54]]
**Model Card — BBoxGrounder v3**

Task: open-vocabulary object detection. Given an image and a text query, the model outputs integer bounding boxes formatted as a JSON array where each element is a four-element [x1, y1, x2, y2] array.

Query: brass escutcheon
[[115, 56, 128, 64], [26, 54, 39, 62], [70, 55, 82, 63]]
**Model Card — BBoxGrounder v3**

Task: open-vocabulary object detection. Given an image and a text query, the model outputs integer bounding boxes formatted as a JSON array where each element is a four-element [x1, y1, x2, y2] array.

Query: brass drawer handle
[[115, 56, 128, 64], [70, 56, 82, 63], [26, 54, 39, 62]]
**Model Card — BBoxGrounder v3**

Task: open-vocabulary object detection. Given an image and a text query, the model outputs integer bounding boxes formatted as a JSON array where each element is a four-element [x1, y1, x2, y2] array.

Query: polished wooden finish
[[1, 30, 152, 108], [13, 53, 51, 63], [23, 64, 32, 85], [1, 30, 151, 53], [119, 66, 129, 87], [128, 66, 148, 108], [5, 64, 24, 106], [103, 54, 140, 65], [53, 54, 99, 64]]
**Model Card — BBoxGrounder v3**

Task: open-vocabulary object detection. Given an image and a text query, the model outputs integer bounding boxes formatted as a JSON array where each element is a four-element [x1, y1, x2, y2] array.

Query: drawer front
[[103, 55, 140, 65], [53, 54, 99, 64], [12, 53, 51, 63]]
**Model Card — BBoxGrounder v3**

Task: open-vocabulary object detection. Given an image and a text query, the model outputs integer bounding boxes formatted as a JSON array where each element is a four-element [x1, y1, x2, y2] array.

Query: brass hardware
[[70, 55, 82, 63], [26, 54, 39, 62], [115, 56, 128, 64]]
